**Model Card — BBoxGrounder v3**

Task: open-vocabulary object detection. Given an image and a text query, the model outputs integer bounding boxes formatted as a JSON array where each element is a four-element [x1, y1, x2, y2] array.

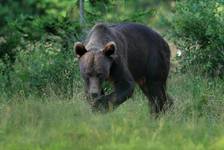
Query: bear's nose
[[91, 93, 99, 98]]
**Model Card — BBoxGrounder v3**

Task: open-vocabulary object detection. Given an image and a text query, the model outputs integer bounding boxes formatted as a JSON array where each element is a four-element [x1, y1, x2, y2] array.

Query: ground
[[0, 71, 223, 150]]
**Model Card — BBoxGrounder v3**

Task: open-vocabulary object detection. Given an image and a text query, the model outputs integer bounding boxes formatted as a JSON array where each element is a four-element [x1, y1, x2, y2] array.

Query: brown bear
[[74, 23, 171, 114]]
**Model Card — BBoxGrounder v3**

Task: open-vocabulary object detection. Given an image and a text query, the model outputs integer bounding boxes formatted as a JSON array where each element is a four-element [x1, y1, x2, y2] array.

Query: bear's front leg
[[91, 93, 115, 112], [92, 80, 135, 112]]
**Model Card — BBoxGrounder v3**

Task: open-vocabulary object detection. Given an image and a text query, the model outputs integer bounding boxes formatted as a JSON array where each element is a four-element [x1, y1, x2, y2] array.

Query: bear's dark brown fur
[[74, 23, 171, 114]]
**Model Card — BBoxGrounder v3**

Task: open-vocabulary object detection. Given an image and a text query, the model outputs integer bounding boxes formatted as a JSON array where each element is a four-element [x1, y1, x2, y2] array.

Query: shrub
[[0, 41, 81, 97], [0, 15, 83, 97], [0, 0, 83, 97], [171, 0, 224, 77]]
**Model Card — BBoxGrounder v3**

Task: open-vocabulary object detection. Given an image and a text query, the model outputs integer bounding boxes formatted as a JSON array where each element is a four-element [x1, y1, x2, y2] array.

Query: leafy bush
[[0, 41, 81, 97], [171, 0, 224, 77], [0, 0, 86, 97], [0, 15, 82, 97]]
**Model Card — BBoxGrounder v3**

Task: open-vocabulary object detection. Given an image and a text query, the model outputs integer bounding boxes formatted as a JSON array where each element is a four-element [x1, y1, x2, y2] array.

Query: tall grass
[[0, 71, 223, 150]]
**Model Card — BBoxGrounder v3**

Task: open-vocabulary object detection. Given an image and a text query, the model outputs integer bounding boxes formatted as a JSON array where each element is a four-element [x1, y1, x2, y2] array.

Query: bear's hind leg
[[138, 80, 161, 115], [144, 81, 169, 115]]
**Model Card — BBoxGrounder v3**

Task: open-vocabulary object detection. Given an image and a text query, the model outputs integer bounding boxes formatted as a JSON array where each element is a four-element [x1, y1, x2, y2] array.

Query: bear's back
[[109, 23, 170, 81]]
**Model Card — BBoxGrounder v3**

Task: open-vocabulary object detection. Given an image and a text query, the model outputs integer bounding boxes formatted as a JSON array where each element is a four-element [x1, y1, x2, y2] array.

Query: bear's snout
[[88, 77, 102, 99]]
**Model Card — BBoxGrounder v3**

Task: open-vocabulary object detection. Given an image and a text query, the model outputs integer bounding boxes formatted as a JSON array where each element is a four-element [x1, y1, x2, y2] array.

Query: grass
[[0, 72, 224, 150]]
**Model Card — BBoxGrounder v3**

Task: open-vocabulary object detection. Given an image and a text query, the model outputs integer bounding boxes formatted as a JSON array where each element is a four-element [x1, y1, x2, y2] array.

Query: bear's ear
[[102, 41, 116, 57], [74, 42, 87, 58]]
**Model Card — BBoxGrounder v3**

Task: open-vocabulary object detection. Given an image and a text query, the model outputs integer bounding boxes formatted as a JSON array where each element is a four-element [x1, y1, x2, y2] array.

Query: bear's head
[[74, 41, 116, 100]]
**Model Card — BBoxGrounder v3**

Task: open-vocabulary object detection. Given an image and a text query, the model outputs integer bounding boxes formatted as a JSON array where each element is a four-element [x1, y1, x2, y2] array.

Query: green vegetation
[[0, 72, 223, 149], [171, 0, 224, 77], [0, 0, 223, 149]]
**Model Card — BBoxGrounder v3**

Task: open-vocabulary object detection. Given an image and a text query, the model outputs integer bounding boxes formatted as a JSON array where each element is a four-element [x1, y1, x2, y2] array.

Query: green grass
[[0, 72, 224, 150]]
